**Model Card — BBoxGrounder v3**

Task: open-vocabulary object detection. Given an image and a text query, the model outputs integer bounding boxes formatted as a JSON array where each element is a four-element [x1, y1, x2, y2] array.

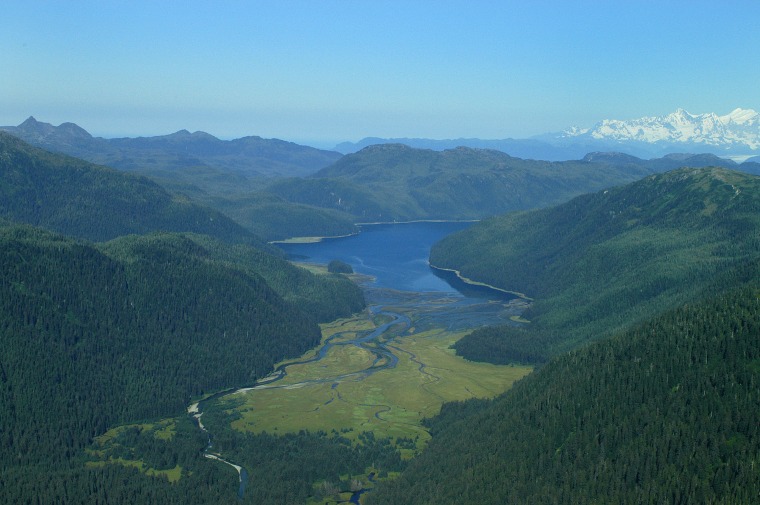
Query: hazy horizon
[[2, 1, 758, 145]]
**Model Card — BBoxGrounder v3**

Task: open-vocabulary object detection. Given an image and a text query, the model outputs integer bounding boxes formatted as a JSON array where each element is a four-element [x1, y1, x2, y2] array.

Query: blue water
[[278, 221, 475, 294]]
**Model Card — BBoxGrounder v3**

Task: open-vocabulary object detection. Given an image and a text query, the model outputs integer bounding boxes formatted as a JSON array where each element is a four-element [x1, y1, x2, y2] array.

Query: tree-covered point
[[0, 132, 260, 244], [369, 282, 760, 504], [209, 192, 359, 241], [104, 232, 365, 324], [328, 259, 354, 274], [430, 167, 760, 362]]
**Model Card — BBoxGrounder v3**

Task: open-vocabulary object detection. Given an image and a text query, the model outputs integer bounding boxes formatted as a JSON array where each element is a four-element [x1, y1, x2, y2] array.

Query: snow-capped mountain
[[560, 108, 760, 151]]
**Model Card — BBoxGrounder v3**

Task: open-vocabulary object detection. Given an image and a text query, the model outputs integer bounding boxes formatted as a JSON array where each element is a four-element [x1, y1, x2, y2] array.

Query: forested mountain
[[430, 167, 760, 362], [267, 143, 658, 222], [0, 132, 261, 244], [0, 223, 364, 502], [143, 232, 366, 323], [208, 191, 360, 241], [369, 281, 760, 504], [8, 120, 757, 242], [0, 119, 349, 240]]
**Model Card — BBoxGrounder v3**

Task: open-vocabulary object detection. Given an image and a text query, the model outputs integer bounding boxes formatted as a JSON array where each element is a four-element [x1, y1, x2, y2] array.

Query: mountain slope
[[0, 227, 321, 467], [0, 224, 365, 502], [0, 132, 260, 244], [430, 167, 760, 362], [1, 119, 352, 241], [158, 232, 366, 323], [370, 281, 760, 504], [268, 144, 657, 222]]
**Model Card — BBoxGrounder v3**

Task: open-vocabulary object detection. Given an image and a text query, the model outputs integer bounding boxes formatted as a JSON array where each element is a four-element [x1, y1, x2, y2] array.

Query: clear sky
[[2, 1, 758, 147]]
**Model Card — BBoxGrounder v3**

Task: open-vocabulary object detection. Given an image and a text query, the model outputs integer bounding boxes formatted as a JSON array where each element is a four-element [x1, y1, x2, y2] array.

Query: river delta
[[192, 223, 532, 501], [92, 223, 532, 503]]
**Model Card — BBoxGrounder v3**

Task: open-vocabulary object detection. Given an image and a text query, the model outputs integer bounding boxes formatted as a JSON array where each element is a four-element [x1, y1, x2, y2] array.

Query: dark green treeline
[[369, 281, 760, 504]]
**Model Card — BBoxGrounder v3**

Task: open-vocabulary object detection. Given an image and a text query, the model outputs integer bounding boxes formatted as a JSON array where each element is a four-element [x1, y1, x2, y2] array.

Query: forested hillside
[[369, 281, 760, 504], [268, 144, 657, 222], [430, 167, 760, 362], [0, 132, 259, 244], [1, 119, 355, 241], [0, 223, 365, 502], [209, 191, 360, 241], [115, 232, 366, 323]]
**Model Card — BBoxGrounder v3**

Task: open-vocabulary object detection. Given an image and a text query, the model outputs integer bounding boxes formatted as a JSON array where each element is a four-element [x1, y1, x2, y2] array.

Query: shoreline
[[429, 263, 533, 301], [270, 219, 480, 244], [270, 231, 359, 244], [355, 218, 480, 226]]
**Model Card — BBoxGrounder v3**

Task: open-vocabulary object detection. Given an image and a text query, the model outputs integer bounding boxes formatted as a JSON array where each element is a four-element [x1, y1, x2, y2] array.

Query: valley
[[217, 286, 530, 445], [1, 126, 758, 504], [87, 270, 531, 503]]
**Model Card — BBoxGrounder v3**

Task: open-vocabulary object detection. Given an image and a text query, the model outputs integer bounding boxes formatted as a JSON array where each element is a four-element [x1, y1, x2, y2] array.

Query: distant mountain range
[[0, 116, 341, 180], [4, 115, 759, 241], [337, 108, 760, 160], [552, 107, 760, 152]]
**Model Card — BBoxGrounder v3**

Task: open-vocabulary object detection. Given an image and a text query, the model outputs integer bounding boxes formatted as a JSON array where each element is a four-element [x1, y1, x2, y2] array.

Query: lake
[[277, 221, 505, 298]]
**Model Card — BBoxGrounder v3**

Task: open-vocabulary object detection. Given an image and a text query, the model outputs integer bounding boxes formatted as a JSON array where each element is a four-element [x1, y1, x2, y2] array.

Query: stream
[[187, 285, 522, 501], [188, 303, 411, 499]]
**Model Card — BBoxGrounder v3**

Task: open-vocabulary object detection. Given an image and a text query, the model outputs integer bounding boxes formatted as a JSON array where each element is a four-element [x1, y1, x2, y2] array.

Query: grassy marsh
[[218, 309, 532, 455]]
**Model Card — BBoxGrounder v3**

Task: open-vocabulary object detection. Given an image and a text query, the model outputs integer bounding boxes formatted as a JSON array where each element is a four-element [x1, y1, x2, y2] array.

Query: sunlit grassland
[[85, 459, 183, 483], [220, 312, 532, 455], [85, 419, 183, 482], [90, 418, 177, 447]]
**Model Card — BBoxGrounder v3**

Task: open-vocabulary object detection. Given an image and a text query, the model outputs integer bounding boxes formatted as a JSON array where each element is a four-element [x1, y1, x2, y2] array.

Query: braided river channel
[[189, 221, 529, 502]]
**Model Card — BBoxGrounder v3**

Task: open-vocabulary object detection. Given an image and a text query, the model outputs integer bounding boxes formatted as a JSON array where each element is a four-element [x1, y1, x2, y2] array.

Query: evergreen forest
[[369, 280, 760, 504], [0, 223, 365, 502], [0, 134, 367, 502], [430, 167, 760, 363]]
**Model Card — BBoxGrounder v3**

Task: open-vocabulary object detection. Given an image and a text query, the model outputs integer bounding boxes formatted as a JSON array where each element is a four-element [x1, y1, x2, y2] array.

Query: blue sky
[[2, 1, 758, 146]]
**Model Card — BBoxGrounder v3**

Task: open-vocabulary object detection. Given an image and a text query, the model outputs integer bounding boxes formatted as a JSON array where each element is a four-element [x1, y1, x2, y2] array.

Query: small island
[[327, 259, 354, 274]]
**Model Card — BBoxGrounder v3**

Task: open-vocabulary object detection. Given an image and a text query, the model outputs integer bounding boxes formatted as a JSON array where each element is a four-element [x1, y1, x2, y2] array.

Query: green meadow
[[86, 419, 184, 483], [217, 310, 532, 456]]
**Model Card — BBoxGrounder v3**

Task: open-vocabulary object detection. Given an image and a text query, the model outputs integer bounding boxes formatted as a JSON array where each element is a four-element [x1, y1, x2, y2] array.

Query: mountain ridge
[[557, 107, 760, 150], [1, 116, 342, 178], [0, 132, 261, 244], [267, 143, 660, 223], [336, 107, 760, 160]]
